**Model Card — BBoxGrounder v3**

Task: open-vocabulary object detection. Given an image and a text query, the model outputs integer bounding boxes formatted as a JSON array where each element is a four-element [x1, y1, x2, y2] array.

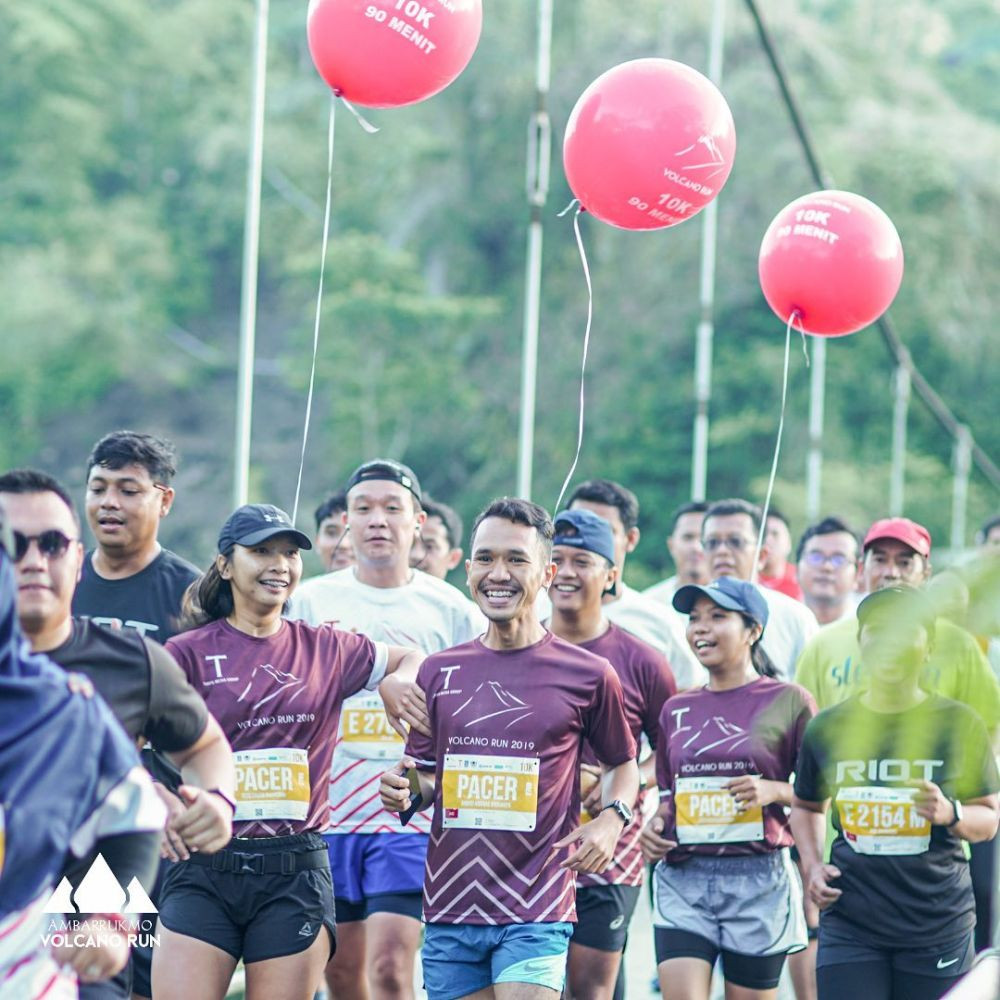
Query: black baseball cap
[[218, 504, 312, 553], [673, 576, 770, 632], [345, 459, 422, 505]]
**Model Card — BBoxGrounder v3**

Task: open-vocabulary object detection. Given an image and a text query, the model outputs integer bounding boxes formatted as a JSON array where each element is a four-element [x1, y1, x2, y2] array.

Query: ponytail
[[751, 642, 779, 678], [177, 558, 233, 631]]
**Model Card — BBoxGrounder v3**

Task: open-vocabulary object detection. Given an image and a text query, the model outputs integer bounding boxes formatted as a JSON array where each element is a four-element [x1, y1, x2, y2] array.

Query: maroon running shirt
[[577, 623, 676, 887], [407, 630, 636, 925], [167, 618, 384, 838], [655, 676, 815, 859]]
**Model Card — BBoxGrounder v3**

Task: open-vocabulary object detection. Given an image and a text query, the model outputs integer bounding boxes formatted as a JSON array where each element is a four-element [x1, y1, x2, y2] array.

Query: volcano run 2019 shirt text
[[166, 618, 387, 838], [288, 567, 484, 836], [656, 676, 816, 860], [577, 623, 676, 888], [407, 630, 637, 925]]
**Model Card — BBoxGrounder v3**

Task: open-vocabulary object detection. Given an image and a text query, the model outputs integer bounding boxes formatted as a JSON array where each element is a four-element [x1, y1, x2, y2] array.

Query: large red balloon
[[563, 58, 736, 231], [758, 190, 904, 336], [307, 0, 482, 109]]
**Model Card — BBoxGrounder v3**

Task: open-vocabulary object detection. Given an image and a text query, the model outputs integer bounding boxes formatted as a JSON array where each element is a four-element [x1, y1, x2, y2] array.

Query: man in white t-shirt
[[644, 501, 709, 688], [700, 498, 818, 679], [563, 479, 696, 688], [289, 460, 483, 1000]]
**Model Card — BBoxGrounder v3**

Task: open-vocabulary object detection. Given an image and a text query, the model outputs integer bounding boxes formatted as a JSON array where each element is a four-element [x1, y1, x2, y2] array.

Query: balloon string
[[553, 206, 592, 515], [557, 197, 580, 218], [337, 94, 379, 134], [751, 310, 798, 583], [292, 97, 336, 524], [800, 328, 810, 367]]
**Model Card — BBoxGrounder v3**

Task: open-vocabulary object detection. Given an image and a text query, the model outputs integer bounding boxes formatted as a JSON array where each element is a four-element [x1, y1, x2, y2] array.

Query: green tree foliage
[[1, 0, 997, 575]]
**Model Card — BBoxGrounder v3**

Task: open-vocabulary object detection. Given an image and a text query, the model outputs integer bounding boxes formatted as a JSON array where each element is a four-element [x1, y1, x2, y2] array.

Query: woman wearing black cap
[[791, 586, 1000, 1000], [640, 576, 816, 1000], [152, 504, 427, 1000]]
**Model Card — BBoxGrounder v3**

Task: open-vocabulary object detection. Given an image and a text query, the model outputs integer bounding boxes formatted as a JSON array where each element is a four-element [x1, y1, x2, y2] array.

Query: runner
[[641, 577, 815, 1000], [380, 497, 640, 1000], [314, 490, 355, 573], [547, 508, 676, 1000], [794, 517, 860, 626], [73, 431, 199, 642], [565, 479, 693, 686], [699, 499, 818, 679], [410, 497, 465, 581], [758, 509, 803, 602], [0, 503, 165, 998], [153, 503, 427, 1000], [290, 460, 483, 1000], [791, 586, 1000, 999]]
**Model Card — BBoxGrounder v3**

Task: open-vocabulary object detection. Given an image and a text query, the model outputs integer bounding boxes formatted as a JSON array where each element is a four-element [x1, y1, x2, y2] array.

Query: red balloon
[[307, 0, 482, 109], [758, 190, 904, 336], [563, 58, 736, 231]]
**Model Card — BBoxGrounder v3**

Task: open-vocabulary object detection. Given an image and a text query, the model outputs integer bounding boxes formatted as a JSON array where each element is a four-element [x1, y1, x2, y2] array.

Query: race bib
[[674, 776, 764, 845], [340, 693, 404, 759], [442, 754, 540, 832], [836, 786, 930, 856], [234, 748, 310, 822]]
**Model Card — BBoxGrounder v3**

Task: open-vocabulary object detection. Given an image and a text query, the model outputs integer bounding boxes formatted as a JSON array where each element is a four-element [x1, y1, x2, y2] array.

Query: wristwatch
[[947, 798, 963, 828], [601, 799, 633, 826]]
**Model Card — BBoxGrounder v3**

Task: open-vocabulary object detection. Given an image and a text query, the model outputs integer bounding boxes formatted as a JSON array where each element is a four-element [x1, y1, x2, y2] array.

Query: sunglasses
[[10, 530, 75, 562]]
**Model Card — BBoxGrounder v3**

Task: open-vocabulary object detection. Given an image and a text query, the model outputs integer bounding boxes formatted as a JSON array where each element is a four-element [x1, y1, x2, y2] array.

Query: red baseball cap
[[862, 517, 931, 559]]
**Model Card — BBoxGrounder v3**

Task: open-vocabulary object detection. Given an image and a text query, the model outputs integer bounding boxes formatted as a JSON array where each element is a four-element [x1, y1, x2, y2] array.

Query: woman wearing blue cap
[[640, 576, 816, 1000], [152, 504, 427, 1000]]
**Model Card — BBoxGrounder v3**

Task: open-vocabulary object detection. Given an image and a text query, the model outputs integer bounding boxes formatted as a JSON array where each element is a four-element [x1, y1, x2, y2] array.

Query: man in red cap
[[795, 516, 1000, 726]]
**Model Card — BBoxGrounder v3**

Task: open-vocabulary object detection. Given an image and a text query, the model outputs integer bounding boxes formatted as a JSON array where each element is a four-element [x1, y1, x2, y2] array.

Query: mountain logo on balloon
[[674, 135, 729, 177], [42, 853, 157, 915]]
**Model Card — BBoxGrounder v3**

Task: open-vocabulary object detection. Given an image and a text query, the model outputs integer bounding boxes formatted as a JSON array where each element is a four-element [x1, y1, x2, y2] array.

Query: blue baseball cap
[[672, 576, 769, 632], [218, 504, 312, 553], [553, 508, 616, 566]]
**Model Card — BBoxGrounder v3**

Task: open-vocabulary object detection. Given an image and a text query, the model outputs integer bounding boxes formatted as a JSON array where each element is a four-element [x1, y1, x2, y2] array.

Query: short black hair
[[977, 515, 1000, 545], [0, 467, 80, 527], [314, 489, 348, 531], [795, 516, 859, 563], [423, 497, 463, 549], [704, 498, 763, 536], [568, 479, 639, 532], [470, 497, 554, 556], [86, 431, 178, 485], [669, 501, 708, 535], [766, 506, 790, 528]]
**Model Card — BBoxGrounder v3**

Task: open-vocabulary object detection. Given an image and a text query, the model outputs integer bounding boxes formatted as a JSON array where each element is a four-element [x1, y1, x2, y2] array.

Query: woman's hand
[[640, 815, 677, 863], [726, 775, 786, 810]]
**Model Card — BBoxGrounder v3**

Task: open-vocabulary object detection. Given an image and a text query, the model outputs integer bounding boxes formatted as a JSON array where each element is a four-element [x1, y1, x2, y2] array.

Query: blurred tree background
[[2, 0, 998, 585]]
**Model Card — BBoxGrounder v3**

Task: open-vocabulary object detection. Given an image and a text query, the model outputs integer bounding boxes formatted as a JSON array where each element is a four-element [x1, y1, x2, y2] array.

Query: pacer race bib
[[836, 786, 931, 856], [674, 775, 764, 844], [340, 693, 404, 759], [441, 754, 539, 832], [234, 747, 310, 822]]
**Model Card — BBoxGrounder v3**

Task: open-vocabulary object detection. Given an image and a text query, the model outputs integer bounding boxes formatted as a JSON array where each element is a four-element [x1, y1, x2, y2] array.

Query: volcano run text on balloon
[[365, 2, 438, 55]]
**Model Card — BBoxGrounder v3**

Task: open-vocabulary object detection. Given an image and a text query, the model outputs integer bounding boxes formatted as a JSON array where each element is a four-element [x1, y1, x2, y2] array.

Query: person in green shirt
[[794, 517, 1000, 734]]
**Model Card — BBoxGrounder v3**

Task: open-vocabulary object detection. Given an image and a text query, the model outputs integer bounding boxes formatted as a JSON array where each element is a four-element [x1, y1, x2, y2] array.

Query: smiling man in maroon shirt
[[381, 498, 639, 1000]]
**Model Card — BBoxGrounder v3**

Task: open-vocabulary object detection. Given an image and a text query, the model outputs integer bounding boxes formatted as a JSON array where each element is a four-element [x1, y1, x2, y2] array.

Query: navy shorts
[[157, 833, 335, 964], [324, 831, 426, 922], [572, 884, 641, 952]]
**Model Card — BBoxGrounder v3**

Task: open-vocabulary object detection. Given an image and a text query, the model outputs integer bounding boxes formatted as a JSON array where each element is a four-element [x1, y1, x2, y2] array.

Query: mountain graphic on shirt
[[236, 662, 305, 712], [449, 680, 533, 729], [681, 715, 749, 756]]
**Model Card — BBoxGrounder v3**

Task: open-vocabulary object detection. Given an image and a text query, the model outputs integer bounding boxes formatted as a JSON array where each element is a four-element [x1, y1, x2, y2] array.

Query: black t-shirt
[[72, 547, 200, 642], [795, 693, 999, 947], [48, 618, 209, 753]]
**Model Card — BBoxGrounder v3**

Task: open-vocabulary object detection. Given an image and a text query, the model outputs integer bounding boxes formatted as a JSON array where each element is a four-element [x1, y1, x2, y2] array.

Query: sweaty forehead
[[87, 462, 154, 486], [347, 481, 412, 506], [471, 517, 541, 556]]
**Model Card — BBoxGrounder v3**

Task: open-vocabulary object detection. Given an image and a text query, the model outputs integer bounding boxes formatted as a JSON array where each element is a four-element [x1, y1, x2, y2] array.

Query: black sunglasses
[[11, 529, 75, 562]]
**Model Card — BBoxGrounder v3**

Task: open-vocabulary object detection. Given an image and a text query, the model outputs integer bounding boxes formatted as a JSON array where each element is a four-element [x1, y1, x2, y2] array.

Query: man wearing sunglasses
[[73, 430, 199, 642], [0, 468, 236, 1000], [795, 517, 861, 626]]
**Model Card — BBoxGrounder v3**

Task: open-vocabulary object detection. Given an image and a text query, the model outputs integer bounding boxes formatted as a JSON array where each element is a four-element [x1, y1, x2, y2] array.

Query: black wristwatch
[[947, 798, 963, 828], [601, 799, 633, 827]]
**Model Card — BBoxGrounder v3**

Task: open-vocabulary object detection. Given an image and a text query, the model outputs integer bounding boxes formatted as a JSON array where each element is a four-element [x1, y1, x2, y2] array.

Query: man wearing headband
[[290, 459, 483, 1000]]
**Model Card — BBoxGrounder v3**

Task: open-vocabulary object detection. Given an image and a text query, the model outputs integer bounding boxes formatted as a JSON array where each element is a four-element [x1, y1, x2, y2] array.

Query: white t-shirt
[[288, 568, 484, 835], [759, 586, 818, 680], [642, 574, 706, 689]]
